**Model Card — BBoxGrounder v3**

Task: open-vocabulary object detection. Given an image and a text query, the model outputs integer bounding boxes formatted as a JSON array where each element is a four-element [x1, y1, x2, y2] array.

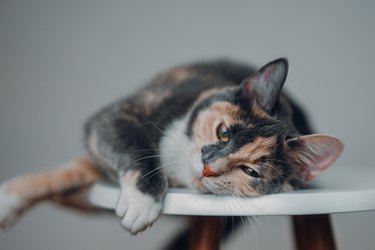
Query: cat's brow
[[229, 136, 277, 163]]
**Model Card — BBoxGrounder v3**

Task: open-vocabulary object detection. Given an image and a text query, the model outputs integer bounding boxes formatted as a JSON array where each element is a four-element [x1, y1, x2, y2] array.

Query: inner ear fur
[[286, 134, 344, 181], [240, 58, 288, 113]]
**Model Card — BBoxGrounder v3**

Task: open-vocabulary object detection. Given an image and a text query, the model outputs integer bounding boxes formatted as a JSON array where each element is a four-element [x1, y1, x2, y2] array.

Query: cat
[[0, 58, 343, 235]]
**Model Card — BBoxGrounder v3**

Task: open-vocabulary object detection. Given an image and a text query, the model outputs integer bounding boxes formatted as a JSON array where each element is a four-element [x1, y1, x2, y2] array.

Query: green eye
[[216, 123, 229, 143], [240, 165, 261, 178]]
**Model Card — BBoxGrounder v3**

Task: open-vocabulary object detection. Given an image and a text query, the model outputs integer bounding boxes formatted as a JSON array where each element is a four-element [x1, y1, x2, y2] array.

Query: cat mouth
[[189, 158, 218, 193], [193, 177, 230, 195], [192, 171, 225, 194]]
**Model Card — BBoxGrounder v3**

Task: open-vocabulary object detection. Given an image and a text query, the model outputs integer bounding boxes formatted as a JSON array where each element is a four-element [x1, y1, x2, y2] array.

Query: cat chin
[[191, 177, 210, 193], [192, 177, 230, 195]]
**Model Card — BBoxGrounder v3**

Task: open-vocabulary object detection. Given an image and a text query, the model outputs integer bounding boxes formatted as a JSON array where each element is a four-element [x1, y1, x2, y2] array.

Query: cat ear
[[286, 134, 344, 181], [241, 58, 288, 112]]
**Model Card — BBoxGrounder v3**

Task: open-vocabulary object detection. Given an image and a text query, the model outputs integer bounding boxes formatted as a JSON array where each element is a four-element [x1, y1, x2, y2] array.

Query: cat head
[[187, 58, 343, 196]]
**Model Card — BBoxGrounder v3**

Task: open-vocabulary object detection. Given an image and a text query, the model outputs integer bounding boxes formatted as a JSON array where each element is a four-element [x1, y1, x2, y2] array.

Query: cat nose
[[203, 164, 218, 177]]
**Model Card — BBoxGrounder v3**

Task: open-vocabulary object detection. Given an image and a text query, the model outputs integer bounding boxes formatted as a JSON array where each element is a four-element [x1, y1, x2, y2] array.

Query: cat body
[[0, 58, 343, 234]]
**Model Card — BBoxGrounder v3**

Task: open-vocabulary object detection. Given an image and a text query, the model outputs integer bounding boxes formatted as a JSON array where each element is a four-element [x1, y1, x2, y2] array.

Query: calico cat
[[0, 58, 343, 235]]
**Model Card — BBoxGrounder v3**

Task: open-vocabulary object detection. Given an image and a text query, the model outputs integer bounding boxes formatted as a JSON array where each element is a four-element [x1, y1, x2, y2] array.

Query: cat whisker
[[251, 215, 285, 236], [140, 115, 193, 149], [221, 199, 245, 247], [246, 215, 260, 250], [238, 215, 250, 248], [126, 154, 190, 168], [230, 197, 252, 249], [259, 162, 288, 193], [138, 162, 183, 184], [140, 112, 203, 166], [136, 159, 190, 185], [229, 193, 260, 250], [268, 164, 288, 183], [267, 158, 290, 165], [232, 194, 282, 247], [128, 148, 160, 153]]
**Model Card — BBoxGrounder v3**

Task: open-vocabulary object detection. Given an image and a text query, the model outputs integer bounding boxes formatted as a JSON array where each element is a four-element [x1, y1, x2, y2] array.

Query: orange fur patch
[[5, 157, 102, 200], [120, 113, 140, 124], [207, 136, 277, 174], [168, 68, 191, 82], [192, 88, 222, 107], [192, 101, 241, 147], [230, 136, 277, 163], [251, 102, 270, 119], [121, 170, 141, 186]]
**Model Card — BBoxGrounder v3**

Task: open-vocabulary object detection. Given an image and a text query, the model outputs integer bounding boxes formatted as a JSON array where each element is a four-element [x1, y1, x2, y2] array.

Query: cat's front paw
[[115, 186, 162, 234], [0, 183, 27, 230]]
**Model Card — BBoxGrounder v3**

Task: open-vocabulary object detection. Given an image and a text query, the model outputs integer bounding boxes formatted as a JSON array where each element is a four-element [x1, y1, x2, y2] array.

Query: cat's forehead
[[230, 136, 277, 161], [189, 94, 288, 151], [191, 96, 271, 132], [208, 101, 241, 121], [192, 101, 241, 136]]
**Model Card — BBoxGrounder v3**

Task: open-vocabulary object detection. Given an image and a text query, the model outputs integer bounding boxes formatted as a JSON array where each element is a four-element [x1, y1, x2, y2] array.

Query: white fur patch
[[115, 184, 162, 234], [0, 184, 27, 229], [159, 114, 201, 187]]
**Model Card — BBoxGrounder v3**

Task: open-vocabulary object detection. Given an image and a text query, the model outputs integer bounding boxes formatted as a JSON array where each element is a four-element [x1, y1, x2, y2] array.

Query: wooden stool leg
[[189, 216, 225, 250], [292, 214, 337, 250]]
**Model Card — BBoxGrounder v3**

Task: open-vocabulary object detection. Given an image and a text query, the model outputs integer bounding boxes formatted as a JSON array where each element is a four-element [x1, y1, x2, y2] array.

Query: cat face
[[188, 96, 293, 196], [187, 59, 343, 196]]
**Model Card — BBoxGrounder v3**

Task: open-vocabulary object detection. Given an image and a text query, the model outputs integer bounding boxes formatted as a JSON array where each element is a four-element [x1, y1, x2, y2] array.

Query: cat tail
[[0, 156, 103, 230]]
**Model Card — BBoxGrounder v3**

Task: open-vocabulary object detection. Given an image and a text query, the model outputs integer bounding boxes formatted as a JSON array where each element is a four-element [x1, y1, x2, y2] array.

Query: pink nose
[[203, 164, 218, 177]]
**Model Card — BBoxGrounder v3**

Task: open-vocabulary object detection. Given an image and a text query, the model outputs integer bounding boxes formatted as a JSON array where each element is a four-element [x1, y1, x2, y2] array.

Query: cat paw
[[115, 186, 162, 234], [0, 184, 27, 230]]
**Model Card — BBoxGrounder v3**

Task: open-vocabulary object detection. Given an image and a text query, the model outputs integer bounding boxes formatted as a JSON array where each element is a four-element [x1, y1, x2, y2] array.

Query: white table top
[[87, 165, 375, 216]]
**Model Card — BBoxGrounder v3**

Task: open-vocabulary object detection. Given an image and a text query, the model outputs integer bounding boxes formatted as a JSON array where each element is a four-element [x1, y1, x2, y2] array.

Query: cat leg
[[86, 118, 168, 234], [0, 157, 102, 230], [115, 169, 165, 234]]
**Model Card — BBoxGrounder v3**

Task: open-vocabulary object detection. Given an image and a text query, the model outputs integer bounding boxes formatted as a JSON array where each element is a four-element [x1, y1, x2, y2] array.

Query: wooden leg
[[189, 216, 225, 250], [292, 214, 337, 250]]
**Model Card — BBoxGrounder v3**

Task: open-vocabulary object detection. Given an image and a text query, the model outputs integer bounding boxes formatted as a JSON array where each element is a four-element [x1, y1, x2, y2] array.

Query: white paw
[[115, 186, 162, 234], [0, 184, 27, 230]]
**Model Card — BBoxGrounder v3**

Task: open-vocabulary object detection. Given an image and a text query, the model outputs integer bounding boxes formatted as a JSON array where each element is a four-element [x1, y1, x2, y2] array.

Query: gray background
[[1, 1, 374, 249]]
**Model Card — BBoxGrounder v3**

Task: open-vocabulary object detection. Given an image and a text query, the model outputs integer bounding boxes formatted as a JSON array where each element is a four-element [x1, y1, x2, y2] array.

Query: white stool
[[87, 165, 375, 250]]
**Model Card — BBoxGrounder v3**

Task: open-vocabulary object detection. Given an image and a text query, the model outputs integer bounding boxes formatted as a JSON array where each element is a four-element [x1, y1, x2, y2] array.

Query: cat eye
[[216, 123, 229, 143], [240, 165, 261, 178]]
